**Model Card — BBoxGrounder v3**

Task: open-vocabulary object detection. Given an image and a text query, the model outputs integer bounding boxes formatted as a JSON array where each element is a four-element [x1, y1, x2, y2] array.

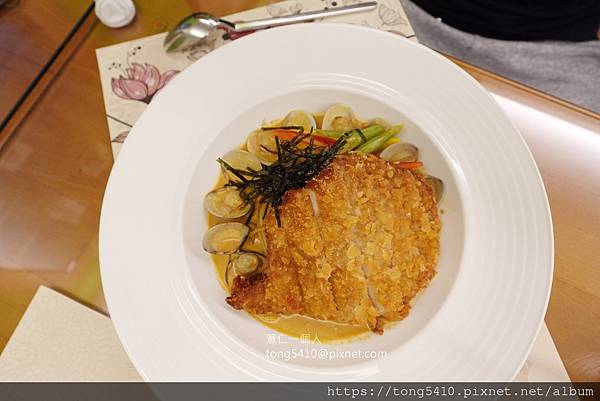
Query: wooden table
[[0, 1, 598, 382]]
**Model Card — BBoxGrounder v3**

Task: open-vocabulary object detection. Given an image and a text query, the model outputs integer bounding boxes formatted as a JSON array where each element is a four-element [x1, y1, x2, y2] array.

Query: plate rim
[[99, 23, 554, 381]]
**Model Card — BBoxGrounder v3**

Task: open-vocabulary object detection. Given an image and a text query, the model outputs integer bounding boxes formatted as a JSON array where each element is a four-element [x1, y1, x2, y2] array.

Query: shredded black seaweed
[[260, 125, 304, 131], [355, 128, 367, 144], [218, 131, 350, 227]]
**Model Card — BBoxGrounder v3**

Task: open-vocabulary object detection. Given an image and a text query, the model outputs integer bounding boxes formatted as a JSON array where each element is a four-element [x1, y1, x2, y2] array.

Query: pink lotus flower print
[[111, 62, 178, 104]]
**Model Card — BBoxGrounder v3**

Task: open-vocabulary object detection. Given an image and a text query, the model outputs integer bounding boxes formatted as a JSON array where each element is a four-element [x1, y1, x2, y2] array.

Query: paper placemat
[[96, 0, 416, 158], [88, 0, 569, 383], [0, 287, 141, 381]]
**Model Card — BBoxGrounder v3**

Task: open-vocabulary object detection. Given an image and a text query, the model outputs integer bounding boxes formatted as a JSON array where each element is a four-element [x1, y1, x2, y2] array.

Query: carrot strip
[[271, 129, 300, 141], [272, 129, 336, 146]]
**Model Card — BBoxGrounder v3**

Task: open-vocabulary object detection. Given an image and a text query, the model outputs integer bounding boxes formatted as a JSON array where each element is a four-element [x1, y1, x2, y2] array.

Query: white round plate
[[100, 24, 553, 381]]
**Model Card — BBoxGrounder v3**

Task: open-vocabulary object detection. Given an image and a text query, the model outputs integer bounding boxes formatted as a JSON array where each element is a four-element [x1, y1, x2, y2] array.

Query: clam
[[425, 176, 444, 203], [380, 143, 419, 162], [203, 222, 249, 254], [246, 129, 278, 163], [322, 104, 360, 131], [232, 251, 265, 275], [282, 110, 317, 132], [221, 149, 263, 181], [204, 186, 251, 219]]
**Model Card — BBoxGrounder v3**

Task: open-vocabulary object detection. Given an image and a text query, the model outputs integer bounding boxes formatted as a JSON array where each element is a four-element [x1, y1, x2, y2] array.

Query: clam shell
[[204, 186, 251, 219], [425, 176, 444, 203], [282, 110, 317, 132], [221, 149, 263, 181], [322, 104, 359, 131], [380, 143, 419, 162], [232, 251, 265, 275], [246, 129, 278, 163], [203, 222, 249, 254]]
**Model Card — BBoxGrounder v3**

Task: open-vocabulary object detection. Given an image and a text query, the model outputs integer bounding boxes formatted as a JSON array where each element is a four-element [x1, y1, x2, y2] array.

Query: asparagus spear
[[357, 125, 403, 154], [316, 124, 385, 140]]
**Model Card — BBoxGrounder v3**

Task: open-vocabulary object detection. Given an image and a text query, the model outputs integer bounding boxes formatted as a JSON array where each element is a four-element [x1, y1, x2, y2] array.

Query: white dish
[[99, 23, 553, 381]]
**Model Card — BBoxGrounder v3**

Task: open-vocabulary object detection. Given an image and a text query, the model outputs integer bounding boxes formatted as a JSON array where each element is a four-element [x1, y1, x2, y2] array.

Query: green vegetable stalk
[[357, 125, 403, 154], [317, 125, 385, 153], [315, 129, 345, 138], [317, 124, 385, 141]]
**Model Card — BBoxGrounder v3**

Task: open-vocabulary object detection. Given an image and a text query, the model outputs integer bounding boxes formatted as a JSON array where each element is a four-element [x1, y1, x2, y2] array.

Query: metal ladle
[[164, 1, 378, 53]]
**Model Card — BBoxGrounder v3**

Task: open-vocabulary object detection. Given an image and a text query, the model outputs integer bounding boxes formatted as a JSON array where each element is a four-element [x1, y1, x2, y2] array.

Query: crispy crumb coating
[[226, 152, 441, 333]]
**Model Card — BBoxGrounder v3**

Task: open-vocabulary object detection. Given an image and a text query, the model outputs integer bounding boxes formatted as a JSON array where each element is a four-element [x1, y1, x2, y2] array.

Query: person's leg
[[411, 0, 600, 41], [400, 0, 600, 113]]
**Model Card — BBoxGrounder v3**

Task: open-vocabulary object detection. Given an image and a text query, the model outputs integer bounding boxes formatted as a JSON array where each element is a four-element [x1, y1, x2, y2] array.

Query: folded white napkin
[[0, 286, 569, 381]]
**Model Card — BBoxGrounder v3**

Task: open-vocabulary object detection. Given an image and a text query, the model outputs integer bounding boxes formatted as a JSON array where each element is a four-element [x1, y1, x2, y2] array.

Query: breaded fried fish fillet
[[226, 152, 441, 332]]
